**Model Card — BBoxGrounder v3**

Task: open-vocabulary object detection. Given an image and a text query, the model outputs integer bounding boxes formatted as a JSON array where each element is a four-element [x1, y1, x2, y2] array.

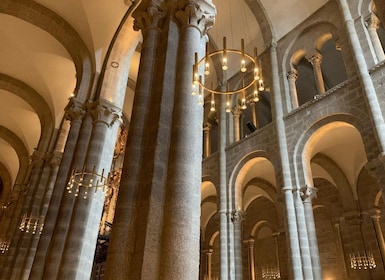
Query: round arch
[[0, 0, 95, 101], [229, 150, 276, 211], [0, 74, 54, 153]]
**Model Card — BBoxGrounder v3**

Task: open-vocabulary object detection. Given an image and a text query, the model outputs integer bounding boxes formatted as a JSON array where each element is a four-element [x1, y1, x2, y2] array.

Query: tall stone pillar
[[205, 248, 213, 280], [338, 0, 385, 154], [105, 1, 216, 279], [160, 2, 215, 279], [29, 98, 86, 279], [41, 103, 93, 280], [218, 95, 230, 280], [334, 220, 349, 280], [366, 13, 385, 63], [231, 210, 244, 280], [232, 106, 242, 142], [308, 53, 325, 94], [204, 123, 212, 158], [104, 2, 168, 279], [293, 188, 314, 279], [57, 100, 120, 279], [371, 210, 385, 268], [246, 239, 255, 280], [287, 69, 299, 109], [300, 185, 322, 280], [269, 41, 303, 279]]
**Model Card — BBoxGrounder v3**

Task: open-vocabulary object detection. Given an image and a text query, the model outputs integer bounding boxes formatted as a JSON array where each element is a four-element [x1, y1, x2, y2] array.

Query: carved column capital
[[365, 13, 381, 30], [232, 106, 243, 116], [286, 69, 298, 81], [300, 185, 318, 202], [88, 100, 121, 127], [231, 209, 245, 224], [175, 0, 216, 35], [203, 123, 212, 132], [307, 52, 323, 66], [64, 97, 86, 123], [245, 238, 255, 248], [133, 1, 166, 32]]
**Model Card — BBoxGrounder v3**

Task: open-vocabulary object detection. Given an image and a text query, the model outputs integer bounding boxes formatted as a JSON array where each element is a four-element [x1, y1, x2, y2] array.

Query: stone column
[[338, 0, 385, 154], [366, 13, 385, 63], [205, 248, 213, 280], [269, 41, 303, 279], [159, 1, 215, 280], [28, 98, 85, 278], [219, 95, 230, 280], [232, 106, 242, 142], [287, 69, 299, 109], [231, 210, 244, 280], [371, 210, 385, 268], [300, 185, 322, 280], [104, 2, 168, 279], [293, 188, 313, 279], [273, 233, 281, 277], [203, 123, 212, 158], [308, 53, 325, 94], [246, 239, 255, 280], [57, 100, 120, 280], [333, 220, 349, 280], [40, 100, 92, 280]]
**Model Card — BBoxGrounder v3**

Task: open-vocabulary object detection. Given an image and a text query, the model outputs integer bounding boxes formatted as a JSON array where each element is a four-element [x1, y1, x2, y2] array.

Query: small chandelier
[[192, 37, 264, 112], [262, 266, 281, 279], [67, 165, 111, 199], [19, 214, 44, 235], [0, 240, 10, 253], [350, 251, 376, 270]]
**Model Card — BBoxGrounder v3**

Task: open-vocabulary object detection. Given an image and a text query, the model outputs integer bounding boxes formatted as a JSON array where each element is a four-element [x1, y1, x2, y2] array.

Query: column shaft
[[338, 0, 385, 154], [160, 11, 206, 280], [287, 69, 299, 109], [58, 102, 120, 279], [270, 43, 303, 279], [308, 53, 325, 94], [104, 5, 164, 279], [301, 186, 322, 280], [366, 14, 385, 62], [30, 99, 85, 279], [232, 107, 241, 142]]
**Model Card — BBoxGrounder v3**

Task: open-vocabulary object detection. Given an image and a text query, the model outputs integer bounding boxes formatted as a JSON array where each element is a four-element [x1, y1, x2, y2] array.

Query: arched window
[[296, 57, 317, 105], [320, 39, 348, 90]]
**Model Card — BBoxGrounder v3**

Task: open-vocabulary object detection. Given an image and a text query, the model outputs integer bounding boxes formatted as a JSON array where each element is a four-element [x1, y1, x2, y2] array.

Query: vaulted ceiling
[[0, 0, 329, 186]]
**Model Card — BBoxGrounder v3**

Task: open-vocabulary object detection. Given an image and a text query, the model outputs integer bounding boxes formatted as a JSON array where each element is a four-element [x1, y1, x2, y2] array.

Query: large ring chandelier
[[192, 37, 265, 112]]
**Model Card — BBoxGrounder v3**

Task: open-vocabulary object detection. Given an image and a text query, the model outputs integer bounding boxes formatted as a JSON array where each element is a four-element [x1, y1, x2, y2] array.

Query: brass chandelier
[[350, 251, 376, 270], [192, 37, 264, 112], [19, 214, 44, 235], [67, 165, 111, 199], [0, 240, 10, 253]]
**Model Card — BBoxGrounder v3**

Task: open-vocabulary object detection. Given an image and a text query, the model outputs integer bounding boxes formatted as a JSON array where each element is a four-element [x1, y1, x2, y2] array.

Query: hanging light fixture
[[350, 251, 376, 270], [67, 165, 111, 199], [19, 214, 44, 235], [0, 240, 10, 253], [261, 266, 281, 279], [192, 37, 265, 112]]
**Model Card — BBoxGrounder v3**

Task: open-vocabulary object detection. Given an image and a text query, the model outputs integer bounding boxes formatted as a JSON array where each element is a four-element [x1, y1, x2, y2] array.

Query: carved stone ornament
[[64, 97, 86, 123], [300, 185, 317, 201], [133, 1, 166, 32], [175, 1, 216, 35], [88, 100, 121, 127]]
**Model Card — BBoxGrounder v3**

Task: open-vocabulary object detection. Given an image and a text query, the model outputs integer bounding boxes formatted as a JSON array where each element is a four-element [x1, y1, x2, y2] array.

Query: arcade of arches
[[1, 0, 385, 279]]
